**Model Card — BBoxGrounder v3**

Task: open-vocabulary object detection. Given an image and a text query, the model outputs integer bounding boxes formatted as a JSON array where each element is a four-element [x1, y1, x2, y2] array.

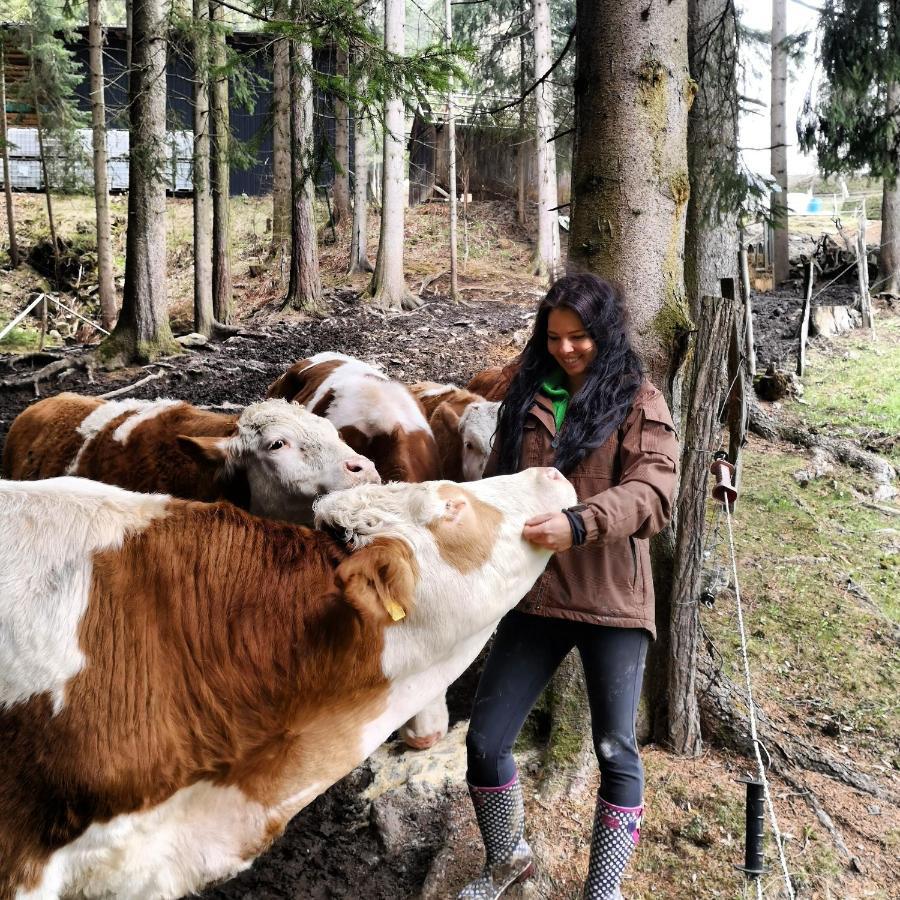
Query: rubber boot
[[457, 775, 534, 899], [583, 797, 642, 900]]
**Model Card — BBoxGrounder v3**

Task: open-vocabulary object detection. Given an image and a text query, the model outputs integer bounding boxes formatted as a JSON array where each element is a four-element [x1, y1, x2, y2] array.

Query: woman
[[458, 274, 679, 900]]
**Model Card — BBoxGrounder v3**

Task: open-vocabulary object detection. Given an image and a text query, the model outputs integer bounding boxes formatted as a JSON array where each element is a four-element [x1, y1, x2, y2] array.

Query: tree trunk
[[193, 0, 214, 336], [272, 21, 291, 272], [0, 40, 19, 268], [284, 33, 322, 311], [569, 0, 690, 744], [88, 0, 117, 331], [101, 0, 177, 363], [771, 0, 789, 286], [879, 81, 900, 295], [445, 0, 458, 302], [532, 0, 560, 281], [332, 44, 351, 228], [667, 295, 731, 756], [684, 0, 739, 317], [370, 0, 418, 310], [516, 0, 527, 227], [210, 0, 232, 323], [349, 97, 373, 274], [33, 93, 59, 288]]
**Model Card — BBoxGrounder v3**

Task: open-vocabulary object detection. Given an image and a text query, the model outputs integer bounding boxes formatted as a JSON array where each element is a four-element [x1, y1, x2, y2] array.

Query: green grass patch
[[0, 324, 62, 352], [794, 318, 900, 463], [703, 448, 899, 757]]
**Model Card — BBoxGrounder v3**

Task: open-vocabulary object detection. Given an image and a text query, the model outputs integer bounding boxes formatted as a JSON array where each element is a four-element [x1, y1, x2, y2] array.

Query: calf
[[410, 382, 499, 482], [466, 360, 520, 401], [2, 393, 379, 525], [267, 353, 441, 483], [0, 468, 575, 899]]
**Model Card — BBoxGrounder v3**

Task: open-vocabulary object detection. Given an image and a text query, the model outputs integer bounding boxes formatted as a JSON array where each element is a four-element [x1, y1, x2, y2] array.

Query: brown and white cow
[[409, 382, 499, 482], [1, 393, 379, 525], [267, 353, 442, 484], [466, 360, 520, 402], [0, 468, 575, 899]]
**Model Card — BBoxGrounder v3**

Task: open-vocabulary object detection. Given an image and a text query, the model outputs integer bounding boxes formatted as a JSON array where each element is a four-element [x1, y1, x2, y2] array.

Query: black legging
[[466, 610, 649, 808]]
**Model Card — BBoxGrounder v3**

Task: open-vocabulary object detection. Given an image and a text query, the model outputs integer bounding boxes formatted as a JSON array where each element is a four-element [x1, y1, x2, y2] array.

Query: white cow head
[[180, 400, 380, 524], [458, 400, 500, 481], [314, 467, 576, 683]]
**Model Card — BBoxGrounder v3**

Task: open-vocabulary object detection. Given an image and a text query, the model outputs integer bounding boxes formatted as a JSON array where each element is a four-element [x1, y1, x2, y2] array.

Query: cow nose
[[542, 466, 564, 481], [346, 456, 380, 483]]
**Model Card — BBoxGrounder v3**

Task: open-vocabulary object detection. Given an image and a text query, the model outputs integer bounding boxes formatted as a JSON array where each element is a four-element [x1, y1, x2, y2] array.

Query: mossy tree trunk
[[879, 82, 900, 295], [568, 0, 691, 746], [101, 0, 177, 364]]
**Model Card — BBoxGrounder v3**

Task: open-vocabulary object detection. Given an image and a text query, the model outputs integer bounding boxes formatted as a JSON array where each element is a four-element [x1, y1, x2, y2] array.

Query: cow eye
[[464, 441, 473, 451], [268, 439, 286, 451]]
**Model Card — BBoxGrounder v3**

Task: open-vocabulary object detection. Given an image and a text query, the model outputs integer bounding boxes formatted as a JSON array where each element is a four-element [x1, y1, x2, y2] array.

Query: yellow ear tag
[[386, 600, 406, 622]]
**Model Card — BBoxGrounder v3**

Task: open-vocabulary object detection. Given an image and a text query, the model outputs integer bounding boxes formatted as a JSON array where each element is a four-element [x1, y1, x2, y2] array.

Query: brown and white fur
[[0, 468, 575, 899]]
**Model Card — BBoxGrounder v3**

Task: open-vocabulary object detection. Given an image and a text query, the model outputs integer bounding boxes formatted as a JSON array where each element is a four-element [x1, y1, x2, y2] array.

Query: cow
[[409, 382, 499, 483], [1, 393, 380, 525], [267, 353, 442, 484], [0, 468, 576, 899], [466, 359, 520, 401]]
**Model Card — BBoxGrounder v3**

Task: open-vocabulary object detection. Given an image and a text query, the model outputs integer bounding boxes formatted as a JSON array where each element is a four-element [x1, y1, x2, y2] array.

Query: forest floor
[[0, 194, 898, 899]]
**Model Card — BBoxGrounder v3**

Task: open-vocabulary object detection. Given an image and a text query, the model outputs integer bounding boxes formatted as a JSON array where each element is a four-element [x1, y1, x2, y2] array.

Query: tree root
[[697, 653, 896, 804], [748, 397, 896, 495]]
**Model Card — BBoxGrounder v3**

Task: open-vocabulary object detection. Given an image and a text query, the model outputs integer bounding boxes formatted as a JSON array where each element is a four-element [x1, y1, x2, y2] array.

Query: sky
[[737, 0, 821, 183]]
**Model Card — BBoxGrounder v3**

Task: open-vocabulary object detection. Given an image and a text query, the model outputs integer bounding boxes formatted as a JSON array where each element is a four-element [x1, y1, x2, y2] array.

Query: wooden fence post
[[738, 238, 756, 377], [798, 259, 813, 377], [723, 277, 747, 486], [857, 213, 874, 329]]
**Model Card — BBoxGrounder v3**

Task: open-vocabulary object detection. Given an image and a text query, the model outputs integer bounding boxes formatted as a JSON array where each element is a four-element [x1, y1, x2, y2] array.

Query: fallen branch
[[418, 271, 448, 296], [99, 370, 166, 400], [0, 354, 94, 396]]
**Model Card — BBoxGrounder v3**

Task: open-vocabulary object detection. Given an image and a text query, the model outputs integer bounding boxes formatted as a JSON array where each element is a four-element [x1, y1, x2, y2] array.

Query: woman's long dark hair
[[494, 274, 644, 475]]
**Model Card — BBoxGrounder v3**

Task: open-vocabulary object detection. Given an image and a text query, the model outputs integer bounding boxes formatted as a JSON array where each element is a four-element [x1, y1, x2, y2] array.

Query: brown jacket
[[486, 380, 678, 637]]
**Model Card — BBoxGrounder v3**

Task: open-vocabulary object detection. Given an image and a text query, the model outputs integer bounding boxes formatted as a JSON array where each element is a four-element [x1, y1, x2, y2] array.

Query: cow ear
[[335, 537, 418, 624], [176, 434, 229, 466], [430, 403, 463, 481]]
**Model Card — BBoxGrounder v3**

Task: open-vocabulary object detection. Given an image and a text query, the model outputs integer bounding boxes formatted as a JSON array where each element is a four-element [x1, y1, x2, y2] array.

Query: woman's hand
[[522, 512, 573, 552]]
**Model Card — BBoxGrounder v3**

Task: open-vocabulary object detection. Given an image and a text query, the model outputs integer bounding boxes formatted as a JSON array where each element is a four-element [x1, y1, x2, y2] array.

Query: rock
[[0, 282, 12, 294], [370, 796, 406, 855], [176, 332, 209, 348], [810, 304, 860, 337]]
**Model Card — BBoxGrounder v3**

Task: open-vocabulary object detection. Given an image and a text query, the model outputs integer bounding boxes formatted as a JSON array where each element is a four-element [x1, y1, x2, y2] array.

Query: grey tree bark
[[370, 0, 418, 309], [285, 31, 322, 311], [101, 0, 177, 363], [332, 45, 351, 228], [532, 0, 560, 281], [445, 0, 458, 301], [210, 0, 232, 323], [569, 0, 690, 743], [516, 0, 527, 226], [0, 39, 19, 268], [88, 0, 117, 331], [193, 0, 214, 336], [771, 0, 789, 285], [879, 83, 900, 295], [272, 23, 291, 274], [349, 101, 373, 274]]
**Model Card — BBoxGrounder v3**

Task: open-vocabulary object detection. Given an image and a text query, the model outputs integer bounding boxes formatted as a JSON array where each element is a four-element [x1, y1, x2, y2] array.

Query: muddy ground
[[1, 281, 890, 900]]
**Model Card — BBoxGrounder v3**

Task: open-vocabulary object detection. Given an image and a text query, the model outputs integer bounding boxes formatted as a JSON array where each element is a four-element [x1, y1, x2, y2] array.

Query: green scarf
[[540, 369, 570, 432]]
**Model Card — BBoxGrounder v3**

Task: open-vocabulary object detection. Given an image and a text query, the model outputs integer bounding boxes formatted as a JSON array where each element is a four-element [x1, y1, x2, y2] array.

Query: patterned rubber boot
[[457, 776, 534, 899], [583, 797, 643, 900]]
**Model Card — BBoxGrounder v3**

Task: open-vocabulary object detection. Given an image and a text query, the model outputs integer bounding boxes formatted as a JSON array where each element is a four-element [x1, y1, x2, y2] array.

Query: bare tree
[[272, 10, 291, 274], [332, 44, 351, 227], [102, 0, 177, 363], [349, 101, 374, 274], [771, 0, 790, 285], [370, 0, 418, 309], [210, 0, 232, 323], [879, 85, 900, 293], [284, 26, 322, 311], [532, 0, 560, 281], [569, 0, 691, 743], [88, 0, 117, 331], [193, 0, 214, 336], [0, 37, 19, 268]]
